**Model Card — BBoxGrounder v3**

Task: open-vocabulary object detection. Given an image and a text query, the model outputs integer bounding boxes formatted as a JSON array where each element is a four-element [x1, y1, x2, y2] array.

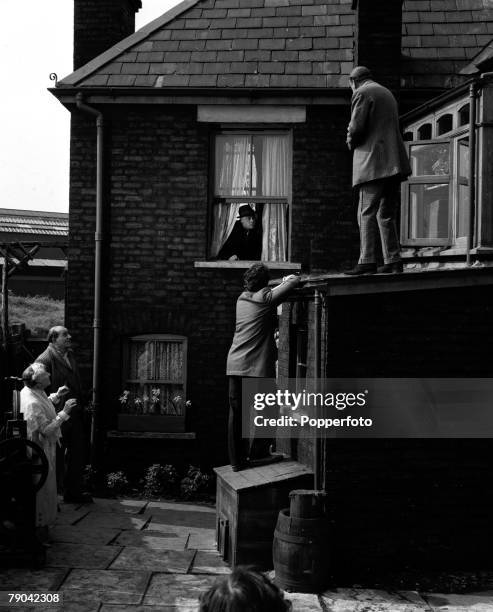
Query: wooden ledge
[[107, 430, 196, 440], [194, 261, 301, 270]]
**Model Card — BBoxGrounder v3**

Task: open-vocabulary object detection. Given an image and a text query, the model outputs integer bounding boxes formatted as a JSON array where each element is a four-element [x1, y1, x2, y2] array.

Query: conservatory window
[[437, 114, 453, 136], [417, 123, 432, 140]]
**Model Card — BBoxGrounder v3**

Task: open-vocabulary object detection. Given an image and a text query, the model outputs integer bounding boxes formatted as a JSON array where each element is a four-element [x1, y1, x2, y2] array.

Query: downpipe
[[75, 93, 104, 469]]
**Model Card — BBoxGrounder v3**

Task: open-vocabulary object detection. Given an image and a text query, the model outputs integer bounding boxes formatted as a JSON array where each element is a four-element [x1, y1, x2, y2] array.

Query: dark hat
[[349, 66, 373, 81], [238, 204, 256, 218]]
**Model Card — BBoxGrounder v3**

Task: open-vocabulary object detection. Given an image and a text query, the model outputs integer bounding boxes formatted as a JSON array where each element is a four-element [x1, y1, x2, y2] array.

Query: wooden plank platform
[[214, 460, 313, 491], [272, 265, 493, 297]]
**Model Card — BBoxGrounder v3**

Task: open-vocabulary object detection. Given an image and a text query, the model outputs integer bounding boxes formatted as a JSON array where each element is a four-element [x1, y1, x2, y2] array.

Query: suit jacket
[[217, 221, 262, 260], [35, 344, 83, 409], [347, 79, 412, 187]]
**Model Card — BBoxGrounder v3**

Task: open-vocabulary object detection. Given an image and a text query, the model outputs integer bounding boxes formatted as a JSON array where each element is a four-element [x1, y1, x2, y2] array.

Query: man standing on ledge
[[345, 66, 412, 276], [226, 264, 302, 472], [36, 326, 92, 503]]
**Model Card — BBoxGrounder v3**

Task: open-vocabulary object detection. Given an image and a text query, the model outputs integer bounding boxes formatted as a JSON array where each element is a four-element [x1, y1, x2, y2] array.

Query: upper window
[[458, 104, 470, 127], [211, 132, 291, 262]]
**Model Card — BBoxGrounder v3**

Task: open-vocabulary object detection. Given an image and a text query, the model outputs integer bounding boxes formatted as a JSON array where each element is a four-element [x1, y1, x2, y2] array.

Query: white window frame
[[402, 96, 471, 249]]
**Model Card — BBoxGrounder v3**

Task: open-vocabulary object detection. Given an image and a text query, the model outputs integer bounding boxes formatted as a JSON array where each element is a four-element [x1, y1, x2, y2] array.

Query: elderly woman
[[20, 363, 75, 542]]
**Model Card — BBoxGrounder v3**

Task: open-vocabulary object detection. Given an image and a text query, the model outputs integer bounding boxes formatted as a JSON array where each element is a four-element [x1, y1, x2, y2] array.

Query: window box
[[117, 415, 185, 433]]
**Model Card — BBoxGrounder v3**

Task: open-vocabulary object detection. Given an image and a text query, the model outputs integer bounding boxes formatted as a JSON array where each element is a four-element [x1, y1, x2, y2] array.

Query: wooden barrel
[[289, 489, 327, 519], [273, 508, 330, 593]]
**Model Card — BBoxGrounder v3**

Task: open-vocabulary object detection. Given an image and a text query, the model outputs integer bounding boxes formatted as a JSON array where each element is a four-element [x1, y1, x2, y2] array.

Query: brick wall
[[68, 104, 355, 468], [74, 0, 141, 70], [354, 0, 403, 93], [292, 106, 356, 273]]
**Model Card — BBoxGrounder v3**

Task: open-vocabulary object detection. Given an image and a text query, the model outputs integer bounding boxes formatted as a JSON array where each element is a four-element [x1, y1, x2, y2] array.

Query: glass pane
[[459, 104, 469, 126], [457, 184, 470, 238], [410, 143, 449, 176], [403, 132, 414, 142], [458, 138, 469, 180], [215, 135, 252, 197], [254, 135, 289, 197], [408, 183, 449, 240], [128, 340, 183, 381], [437, 114, 453, 135], [417, 123, 432, 140]]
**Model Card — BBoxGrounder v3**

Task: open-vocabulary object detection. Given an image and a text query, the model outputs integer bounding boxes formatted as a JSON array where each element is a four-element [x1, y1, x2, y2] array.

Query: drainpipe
[[313, 290, 322, 490], [466, 82, 477, 266], [75, 93, 104, 468]]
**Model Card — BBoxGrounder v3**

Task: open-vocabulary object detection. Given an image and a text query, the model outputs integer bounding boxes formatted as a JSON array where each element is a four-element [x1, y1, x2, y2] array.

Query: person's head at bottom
[[198, 567, 292, 612]]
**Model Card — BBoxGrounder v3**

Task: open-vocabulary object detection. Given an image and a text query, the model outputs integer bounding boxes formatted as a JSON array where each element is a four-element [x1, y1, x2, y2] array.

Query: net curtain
[[211, 135, 289, 260]]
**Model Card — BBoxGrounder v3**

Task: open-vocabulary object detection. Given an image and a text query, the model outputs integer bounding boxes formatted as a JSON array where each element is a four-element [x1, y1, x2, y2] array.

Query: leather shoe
[[344, 263, 377, 276], [248, 453, 284, 467], [377, 262, 403, 274], [64, 492, 93, 504], [232, 460, 250, 472]]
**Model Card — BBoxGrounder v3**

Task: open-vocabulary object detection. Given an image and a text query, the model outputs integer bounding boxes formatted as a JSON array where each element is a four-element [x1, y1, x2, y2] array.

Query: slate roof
[[0, 209, 68, 237], [460, 38, 493, 74], [401, 0, 493, 88], [57, 0, 493, 92]]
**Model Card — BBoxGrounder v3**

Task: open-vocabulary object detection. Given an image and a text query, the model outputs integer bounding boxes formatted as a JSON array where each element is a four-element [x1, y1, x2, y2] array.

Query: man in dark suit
[[218, 204, 262, 261], [36, 326, 92, 503], [345, 66, 412, 275]]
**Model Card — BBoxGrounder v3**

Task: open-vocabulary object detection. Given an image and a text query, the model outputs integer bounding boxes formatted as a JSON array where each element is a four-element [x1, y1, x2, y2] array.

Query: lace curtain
[[211, 136, 249, 257], [261, 136, 288, 261]]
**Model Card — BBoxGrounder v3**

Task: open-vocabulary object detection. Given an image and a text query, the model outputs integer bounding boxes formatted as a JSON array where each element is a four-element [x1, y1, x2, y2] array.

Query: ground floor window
[[121, 334, 187, 416], [211, 131, 291, 262]]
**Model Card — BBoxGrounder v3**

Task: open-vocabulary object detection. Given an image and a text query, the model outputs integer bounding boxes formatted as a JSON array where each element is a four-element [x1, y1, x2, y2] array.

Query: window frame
[[121, 333, 188, 417], [209, 128, 293, 262], [401, 138, 453, 247]]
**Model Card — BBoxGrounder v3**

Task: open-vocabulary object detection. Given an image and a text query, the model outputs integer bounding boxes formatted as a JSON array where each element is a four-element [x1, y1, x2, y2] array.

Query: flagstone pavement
[[2, 498, 493, 611]]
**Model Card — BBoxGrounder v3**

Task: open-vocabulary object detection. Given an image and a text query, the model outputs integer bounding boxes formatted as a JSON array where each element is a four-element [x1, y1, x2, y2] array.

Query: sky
[[0, 0, 182, 213]]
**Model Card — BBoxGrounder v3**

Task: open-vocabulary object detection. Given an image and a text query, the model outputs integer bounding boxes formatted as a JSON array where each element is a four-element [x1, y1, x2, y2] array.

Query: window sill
[[402, 246, 493, 258], [194, 260, 302, 270]]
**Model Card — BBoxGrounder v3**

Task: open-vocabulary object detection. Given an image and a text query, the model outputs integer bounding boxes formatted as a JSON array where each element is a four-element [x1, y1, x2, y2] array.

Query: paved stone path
[[1, 498, 493, 611]]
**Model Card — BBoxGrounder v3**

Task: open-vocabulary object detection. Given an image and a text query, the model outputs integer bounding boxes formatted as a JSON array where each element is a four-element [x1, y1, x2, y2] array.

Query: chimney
[[352, 0, 403, 93], [74, 0, 142, 70]]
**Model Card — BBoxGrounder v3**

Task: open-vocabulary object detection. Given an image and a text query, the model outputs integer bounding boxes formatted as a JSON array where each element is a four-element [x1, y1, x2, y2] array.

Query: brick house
[[50, 0, 493, 492]]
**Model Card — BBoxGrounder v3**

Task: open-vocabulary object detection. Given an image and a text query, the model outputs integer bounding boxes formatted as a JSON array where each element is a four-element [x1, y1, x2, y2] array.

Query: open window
[[211, 131, 291, 262]]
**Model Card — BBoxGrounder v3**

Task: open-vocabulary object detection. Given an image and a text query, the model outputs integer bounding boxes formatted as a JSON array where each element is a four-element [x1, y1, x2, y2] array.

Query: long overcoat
[[347, 79, 412, 187]]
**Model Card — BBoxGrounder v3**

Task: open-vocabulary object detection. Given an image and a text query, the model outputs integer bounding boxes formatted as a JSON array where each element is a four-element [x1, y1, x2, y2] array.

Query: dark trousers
[[228, 376, 274, 468], [57, 413, 86, 497], [357, 176, 401, 265]]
